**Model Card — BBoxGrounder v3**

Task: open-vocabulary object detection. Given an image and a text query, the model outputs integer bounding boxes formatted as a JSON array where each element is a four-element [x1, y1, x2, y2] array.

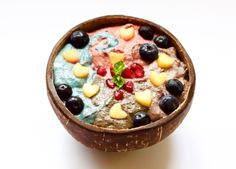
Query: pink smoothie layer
[[89, 24, 156, 68]]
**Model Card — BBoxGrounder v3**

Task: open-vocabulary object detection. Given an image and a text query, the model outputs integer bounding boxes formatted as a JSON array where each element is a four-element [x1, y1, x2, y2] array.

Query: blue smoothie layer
[[53, 32, 119, 123]]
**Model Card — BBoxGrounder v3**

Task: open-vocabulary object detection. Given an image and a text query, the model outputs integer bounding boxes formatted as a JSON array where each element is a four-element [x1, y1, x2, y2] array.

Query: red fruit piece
[[97, 67, 107, 76], [134, 69, 145, 78], [130, 63, 144, 71], [114, 90, 124, 100], [106, 78, 115, 89], [123, 81, 134, 93], [110, 67, 115, 77], [121, 68, 135, 79]]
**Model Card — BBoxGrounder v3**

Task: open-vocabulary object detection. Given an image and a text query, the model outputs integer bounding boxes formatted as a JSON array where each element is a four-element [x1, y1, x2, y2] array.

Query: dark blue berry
[[159, 95, 179, 114], [70, 31, 89, 49], [166, 79, 184, 96], [154, 35, 169, 48], [65, 96, 84, 115], [56, 84, 72, 101], [138, 26, 154, 40], [133, 112, 151, 127], [139, 43, 158, 62]]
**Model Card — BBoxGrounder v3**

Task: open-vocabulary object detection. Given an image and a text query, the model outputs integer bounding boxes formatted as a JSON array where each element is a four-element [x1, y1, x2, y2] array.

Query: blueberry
[[56, 84, 72, 101], [70, 31, 89, 49], [138, 26, 154, 40], [154, 35, 169, 48], [133, 112, 151, 127], [139, 43, 158, 62], [166, 79, 184, 96], [65, 96, 84, 115], [159, 95, 179, 114]]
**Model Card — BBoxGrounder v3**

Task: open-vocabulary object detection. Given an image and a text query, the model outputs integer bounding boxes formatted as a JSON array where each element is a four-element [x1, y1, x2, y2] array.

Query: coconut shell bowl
[[46, 15, 195, 152]]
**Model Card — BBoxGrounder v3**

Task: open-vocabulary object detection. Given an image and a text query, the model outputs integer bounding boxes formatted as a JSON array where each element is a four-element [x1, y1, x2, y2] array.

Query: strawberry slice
[[121, 68, 135, 79]]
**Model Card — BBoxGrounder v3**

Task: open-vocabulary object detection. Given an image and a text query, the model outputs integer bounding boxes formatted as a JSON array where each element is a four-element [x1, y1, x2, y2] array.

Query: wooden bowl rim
[[46, 15, 195, 134]]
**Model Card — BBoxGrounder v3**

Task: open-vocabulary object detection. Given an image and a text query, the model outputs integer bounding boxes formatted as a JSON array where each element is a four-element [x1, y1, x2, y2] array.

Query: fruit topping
[[159, 95, 179, 114], [121, 68, 135, 79], [70, 31, 89, 49], [139, 43, 158, 62], [130, 63, 144, 71], [109, 103, 128, 119], [109, 52, 125, 65], [82, 83, 100, 98], [157, 53, 174, 69], [97, 67, 107, 76], [110, 67, 115, 77], [114, 90, 124, 100], [63, 49, 79, 64], [119, 25, 135, 41], [154, 35, 169, 48], [135, 89, 153, 107], [73, 63, 89, 78], [65, 96, 84, 115], [130, 63, 145, 78], [149, 71, 167, 87], [165, 79, 184, 96], [56, 84, 72, 101], [106, 78, 115, 89], [134, 69, 145, 78], [138, 26, 154, 40], [133, 112, 151, 127], [123, 81, 134, 93]]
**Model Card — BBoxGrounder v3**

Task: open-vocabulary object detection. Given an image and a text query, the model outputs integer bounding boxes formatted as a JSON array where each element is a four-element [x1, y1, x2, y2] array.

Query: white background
[[0, 0, 236, 168]]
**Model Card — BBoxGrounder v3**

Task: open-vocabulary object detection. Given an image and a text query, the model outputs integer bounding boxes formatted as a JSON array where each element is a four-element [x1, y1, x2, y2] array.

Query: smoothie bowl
[[46, 15, 195, 152]]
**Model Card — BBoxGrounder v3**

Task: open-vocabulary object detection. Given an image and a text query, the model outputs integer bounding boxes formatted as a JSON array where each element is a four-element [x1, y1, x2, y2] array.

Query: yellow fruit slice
[[135, 89, 153, 107], [157, 53, 174, 69], [119, 26, 135, 41], [109, 103, 127, 119], [82, 83, 100, 98], [149, 71, 167, 87], [73, 63, 89, 78], [109, 52, 125, 64], [63, 49, 79, 64]]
